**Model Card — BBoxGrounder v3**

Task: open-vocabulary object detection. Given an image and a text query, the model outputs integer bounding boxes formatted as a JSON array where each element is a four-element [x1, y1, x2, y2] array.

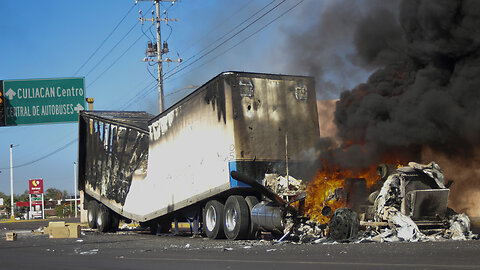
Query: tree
[[45, 188, 67, 201], [16, 190, 29, 202], [54, 204, 72, 218]]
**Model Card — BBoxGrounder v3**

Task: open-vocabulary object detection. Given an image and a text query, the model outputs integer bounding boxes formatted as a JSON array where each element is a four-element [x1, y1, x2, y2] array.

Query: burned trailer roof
[[149, 71, 314, 124], [80, 111, 154, 131]]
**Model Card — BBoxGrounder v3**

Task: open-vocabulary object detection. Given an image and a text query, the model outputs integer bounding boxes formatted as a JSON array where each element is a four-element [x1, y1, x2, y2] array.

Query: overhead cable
[[179, 0, 256, 55], [164, 0, 288, 80], [0, 139, 78, 170], [88, 33, 144, 87], [72, 3, 137, 76], [85, 20, 140, 77]]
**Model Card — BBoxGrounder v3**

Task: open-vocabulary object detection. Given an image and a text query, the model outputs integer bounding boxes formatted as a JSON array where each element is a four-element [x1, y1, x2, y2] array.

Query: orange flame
[[305, 157, 406, 224]]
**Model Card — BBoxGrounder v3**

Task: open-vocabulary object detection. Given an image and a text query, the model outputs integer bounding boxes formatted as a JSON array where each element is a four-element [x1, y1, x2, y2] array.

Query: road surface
[[1, 219, 480, 270]]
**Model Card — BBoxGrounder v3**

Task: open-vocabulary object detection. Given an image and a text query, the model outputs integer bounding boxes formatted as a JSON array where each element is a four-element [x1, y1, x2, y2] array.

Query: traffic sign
[[29, 179, 44, 194], [0, 81, 4, 126], [2, 78, 85, 125]]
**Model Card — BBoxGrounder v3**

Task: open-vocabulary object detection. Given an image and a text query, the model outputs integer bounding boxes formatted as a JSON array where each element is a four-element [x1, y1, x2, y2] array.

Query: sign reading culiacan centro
[[2, 77, 85, 125]]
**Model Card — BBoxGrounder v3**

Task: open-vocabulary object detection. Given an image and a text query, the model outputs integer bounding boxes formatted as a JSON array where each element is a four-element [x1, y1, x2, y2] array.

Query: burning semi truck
[[78, 71, 472, 241], [78, 71, 319, 240]]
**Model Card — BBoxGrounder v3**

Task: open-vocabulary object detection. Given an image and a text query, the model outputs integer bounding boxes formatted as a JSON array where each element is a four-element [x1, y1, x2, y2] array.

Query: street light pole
[[74, 162, 78, 218], [9, 144, 19, 220]]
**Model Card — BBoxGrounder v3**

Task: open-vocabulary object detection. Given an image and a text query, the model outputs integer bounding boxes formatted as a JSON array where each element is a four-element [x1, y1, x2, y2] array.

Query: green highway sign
[[2, 77, 85, 125]]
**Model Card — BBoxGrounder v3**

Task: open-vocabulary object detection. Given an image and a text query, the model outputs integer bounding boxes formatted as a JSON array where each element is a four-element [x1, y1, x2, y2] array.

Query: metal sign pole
[[41, 194, 45, 219], [29, 194, 31, 220]]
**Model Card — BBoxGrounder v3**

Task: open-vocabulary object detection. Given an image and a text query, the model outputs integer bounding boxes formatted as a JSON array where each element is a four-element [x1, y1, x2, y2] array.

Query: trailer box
[[79, 71, 319, 224]]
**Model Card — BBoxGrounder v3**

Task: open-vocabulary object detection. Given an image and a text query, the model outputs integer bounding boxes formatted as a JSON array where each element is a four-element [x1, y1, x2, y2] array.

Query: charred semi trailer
[[78, 71, 319, 239]]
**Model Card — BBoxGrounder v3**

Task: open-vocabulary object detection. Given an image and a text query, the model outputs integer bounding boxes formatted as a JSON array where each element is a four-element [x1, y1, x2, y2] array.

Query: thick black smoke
[[291, 0, 480, 169], [335, 0, 480, 167]]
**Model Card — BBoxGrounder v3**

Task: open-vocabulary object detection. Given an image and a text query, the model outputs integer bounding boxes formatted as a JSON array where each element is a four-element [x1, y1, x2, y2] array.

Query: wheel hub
[[205, 205, 216, 232], [225, 207, 237, 231]]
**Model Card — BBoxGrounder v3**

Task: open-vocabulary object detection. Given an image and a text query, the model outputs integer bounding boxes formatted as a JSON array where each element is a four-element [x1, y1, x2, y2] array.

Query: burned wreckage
[[78, 71, 474, 242], [246, 161, 476, 243]]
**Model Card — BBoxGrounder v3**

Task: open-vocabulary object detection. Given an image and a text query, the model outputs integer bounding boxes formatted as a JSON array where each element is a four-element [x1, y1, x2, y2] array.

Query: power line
[[164, 0, 288, 80], [88, 33, 144, 87], [179, 0, 256, 55], [178, 0, 276, 68], [119, 80, 157, 110], [0, 139, 78, 170], [85, 20, 140, 77], [72, 3, 137, 76], [166, 0, 304, 83]]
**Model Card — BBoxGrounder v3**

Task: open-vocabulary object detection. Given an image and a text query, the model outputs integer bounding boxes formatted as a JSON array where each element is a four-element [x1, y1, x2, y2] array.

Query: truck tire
[[224, 195, 250, 240], [87, 201, 99, 229], [245, 196, 259, 239], [328, 207, 359, 241], [145, 219, 171, 235], [110, 213, 120, 233], [96, 204, 111, 233], [203, 200, 225, 239], [159, 219, 172, 233]]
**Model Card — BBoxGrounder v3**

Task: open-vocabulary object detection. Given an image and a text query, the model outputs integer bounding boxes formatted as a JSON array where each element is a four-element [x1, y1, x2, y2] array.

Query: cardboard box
[[49, 226, 70, 238], [46, 221, 81, 238], [68, 224, 81, 238], [6, 232, 17, 241]]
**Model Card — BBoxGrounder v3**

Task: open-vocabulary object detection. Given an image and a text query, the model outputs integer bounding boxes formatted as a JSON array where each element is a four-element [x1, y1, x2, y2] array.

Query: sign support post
[[29, 194, 31, 220], [41, 194, 45, 219]]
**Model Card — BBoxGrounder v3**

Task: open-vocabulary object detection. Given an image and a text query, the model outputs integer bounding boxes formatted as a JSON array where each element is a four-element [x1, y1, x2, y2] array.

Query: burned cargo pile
[[254, 162, 477, 244]]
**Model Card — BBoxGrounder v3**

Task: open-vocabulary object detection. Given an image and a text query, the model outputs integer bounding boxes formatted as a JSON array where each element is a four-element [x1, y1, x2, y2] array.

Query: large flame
[[305, 158, 405, 224]]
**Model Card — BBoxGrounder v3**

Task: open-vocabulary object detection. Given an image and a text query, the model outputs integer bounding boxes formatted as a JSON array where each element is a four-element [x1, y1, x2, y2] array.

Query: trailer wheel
[[328, 207, 359, 241], [224, 195, 250, 240], [96, 204, 111, 233], [87, 201, 99, 229], [245, 196, 259, 239], [159, 219, 172, 233], [146, 219, 172, 235], [110, 213, 120, 233], [203, 200, 225, 239]]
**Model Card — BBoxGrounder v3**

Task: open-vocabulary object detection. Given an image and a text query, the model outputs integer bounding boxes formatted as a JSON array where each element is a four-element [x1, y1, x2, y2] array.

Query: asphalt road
[[1, 220, 480, 270]]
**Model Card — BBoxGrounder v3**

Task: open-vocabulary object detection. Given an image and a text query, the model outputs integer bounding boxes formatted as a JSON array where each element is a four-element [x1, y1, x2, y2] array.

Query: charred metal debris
[[233, 162, 477, 244]]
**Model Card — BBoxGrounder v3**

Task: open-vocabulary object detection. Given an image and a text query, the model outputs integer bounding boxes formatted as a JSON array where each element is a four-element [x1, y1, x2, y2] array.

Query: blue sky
[[0, 0, 341, 195]]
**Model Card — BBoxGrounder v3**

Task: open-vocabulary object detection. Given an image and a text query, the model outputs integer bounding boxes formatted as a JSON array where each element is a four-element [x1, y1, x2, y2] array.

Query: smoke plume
[[335, 0, 480, 168], [290, 0, 480, 214]]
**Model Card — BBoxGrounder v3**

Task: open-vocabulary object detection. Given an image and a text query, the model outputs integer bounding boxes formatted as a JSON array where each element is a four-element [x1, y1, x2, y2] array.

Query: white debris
[[264, 174, 306, 197], [79, 249, 99, 255], [448, 213, 473, 240], [384, 207, 423, 242]]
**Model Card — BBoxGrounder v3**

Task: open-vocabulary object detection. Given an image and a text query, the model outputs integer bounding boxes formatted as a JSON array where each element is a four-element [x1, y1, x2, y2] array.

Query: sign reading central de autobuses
[[2, 77, 85, 125]]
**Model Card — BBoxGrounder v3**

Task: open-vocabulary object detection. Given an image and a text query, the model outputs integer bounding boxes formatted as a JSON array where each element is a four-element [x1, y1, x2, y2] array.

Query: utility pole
[[138, 0, 182, 113], [9, 144, 19, 220]]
